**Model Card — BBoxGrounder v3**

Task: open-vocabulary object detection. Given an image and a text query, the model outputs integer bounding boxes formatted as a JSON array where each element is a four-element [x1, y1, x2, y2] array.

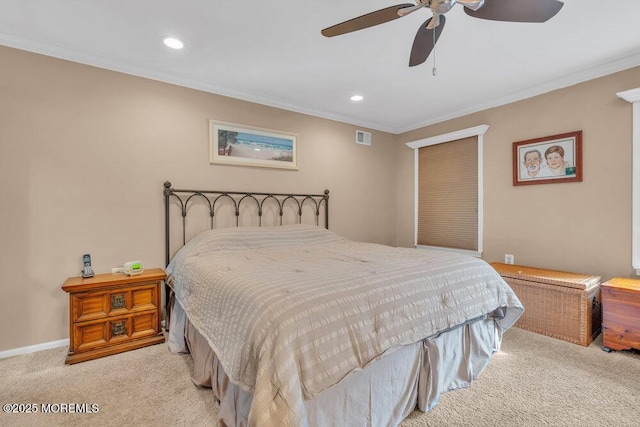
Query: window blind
[[417, 136, 478, 251]]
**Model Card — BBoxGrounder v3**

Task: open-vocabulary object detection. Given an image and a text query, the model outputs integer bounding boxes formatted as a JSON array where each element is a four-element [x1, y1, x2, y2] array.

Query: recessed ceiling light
[[163, 37, 184, 50], [350, 95, 364, 102]]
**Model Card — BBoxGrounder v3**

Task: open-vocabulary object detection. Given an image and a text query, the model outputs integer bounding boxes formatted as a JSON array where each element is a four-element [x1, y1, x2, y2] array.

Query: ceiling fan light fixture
[[431, 0, 455, 15], [350, 95, 364, 102], [162, 37, 184, 50]]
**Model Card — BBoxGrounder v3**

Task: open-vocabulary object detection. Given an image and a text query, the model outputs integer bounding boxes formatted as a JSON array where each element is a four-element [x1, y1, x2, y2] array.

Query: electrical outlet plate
[[505, 254, 515, 264]]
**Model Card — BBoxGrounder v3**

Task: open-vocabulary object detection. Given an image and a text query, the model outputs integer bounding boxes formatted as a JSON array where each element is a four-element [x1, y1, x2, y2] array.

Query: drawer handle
[[111, 294, 126, 309], [112, 321, 126, 336]]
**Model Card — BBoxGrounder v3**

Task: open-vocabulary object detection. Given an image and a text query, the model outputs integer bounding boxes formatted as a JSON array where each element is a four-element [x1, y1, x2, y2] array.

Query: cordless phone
[[82, 253, 95, 278]]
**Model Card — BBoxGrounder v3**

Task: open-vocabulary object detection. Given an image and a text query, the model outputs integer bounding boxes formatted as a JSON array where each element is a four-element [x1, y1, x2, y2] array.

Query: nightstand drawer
[[603, 327, 640, 350], [73, 310, 160, 352], [72, 283, 159, 322], [602, 285, 640, 307]]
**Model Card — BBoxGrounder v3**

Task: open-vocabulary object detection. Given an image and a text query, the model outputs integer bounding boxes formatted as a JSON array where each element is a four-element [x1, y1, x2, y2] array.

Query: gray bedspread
[[166, 225, 523, 426]]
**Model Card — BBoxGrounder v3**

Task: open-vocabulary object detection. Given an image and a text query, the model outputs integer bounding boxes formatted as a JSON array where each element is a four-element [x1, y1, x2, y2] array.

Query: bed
[[162, 182, 524, 426]]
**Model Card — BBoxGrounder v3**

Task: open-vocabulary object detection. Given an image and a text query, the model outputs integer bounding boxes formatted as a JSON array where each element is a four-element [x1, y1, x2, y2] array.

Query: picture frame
[[513, 130, 582, 186], [209, 120, 298, 170]]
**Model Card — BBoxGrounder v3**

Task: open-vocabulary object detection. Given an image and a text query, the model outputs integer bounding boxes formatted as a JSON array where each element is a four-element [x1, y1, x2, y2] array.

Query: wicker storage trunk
[[491, 263, 602, 346]]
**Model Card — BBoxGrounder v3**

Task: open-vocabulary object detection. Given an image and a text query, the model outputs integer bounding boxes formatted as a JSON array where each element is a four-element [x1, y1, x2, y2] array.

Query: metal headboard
[[162, 181, 329, 330], [163, 181, 330, 267]]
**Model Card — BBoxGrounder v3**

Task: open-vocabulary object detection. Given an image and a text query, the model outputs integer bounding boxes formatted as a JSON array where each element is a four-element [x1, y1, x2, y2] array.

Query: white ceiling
[[1, 0, 639, 134]]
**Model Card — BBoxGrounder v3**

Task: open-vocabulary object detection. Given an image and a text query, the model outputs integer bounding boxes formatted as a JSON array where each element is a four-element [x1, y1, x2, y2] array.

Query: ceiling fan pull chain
[[432, 30, 437, 76]]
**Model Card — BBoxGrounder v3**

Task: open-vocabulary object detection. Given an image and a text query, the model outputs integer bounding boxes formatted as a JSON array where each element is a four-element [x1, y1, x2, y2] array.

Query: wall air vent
[[356, 130, 371, 146]]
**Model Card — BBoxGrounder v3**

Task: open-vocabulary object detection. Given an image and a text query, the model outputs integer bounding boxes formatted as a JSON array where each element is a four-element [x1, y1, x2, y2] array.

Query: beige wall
[[0, 46, 398, 351], [2, 43, 639, 352], [396, 66, 640, 282]]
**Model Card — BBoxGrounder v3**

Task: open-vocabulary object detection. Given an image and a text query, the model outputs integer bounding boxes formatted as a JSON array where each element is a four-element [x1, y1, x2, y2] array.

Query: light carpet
[[1, 328, 639, 427]]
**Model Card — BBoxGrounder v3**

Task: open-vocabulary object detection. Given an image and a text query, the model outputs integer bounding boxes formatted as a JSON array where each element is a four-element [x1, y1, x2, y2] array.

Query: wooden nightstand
[[601, 278, 640, 352], [61, 268, 166, 364]]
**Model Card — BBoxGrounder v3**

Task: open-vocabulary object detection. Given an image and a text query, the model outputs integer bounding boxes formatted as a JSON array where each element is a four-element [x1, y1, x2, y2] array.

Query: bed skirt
[[168, 299, 504, 426]]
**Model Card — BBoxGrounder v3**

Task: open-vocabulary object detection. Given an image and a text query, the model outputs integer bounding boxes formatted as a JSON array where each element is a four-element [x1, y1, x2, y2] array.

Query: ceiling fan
[[321, 0, 564, 67]]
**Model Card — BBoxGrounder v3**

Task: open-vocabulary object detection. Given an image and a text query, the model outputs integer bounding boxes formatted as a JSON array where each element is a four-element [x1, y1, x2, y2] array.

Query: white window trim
[[617, 88, 640, 275], [406, 124, 489, 257]]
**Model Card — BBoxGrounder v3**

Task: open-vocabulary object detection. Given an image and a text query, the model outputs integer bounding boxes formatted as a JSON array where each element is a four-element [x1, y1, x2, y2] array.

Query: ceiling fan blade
[[464, 0, 563, 23], [321, 4, 414, 37], [397, 2, 430, 17], [409, 15, 446, 67]]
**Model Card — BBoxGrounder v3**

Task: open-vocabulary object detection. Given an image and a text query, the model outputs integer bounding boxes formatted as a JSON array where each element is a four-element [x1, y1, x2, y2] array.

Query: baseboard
[[0, 338, 69, 359]]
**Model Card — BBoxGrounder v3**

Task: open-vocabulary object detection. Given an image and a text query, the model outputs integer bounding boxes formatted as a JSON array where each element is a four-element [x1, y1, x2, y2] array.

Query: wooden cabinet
[[602, 278, 640, 352], [62, 269, 166, 364]]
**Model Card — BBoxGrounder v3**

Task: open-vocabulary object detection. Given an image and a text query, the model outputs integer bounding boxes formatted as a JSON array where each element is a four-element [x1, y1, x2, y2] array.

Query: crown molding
[[2, 33, 639, 136], [394, 50, 640, 134], [0, 33, 390, 133]]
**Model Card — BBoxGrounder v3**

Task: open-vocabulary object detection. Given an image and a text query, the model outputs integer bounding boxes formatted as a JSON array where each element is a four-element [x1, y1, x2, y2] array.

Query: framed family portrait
[[209, 120, 298, 170], [513, 130, 582, 186]]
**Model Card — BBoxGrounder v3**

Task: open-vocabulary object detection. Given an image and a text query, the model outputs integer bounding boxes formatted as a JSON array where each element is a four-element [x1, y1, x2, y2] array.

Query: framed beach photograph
[[209, 120, 298, 170], [513, 131, 582, 186]]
